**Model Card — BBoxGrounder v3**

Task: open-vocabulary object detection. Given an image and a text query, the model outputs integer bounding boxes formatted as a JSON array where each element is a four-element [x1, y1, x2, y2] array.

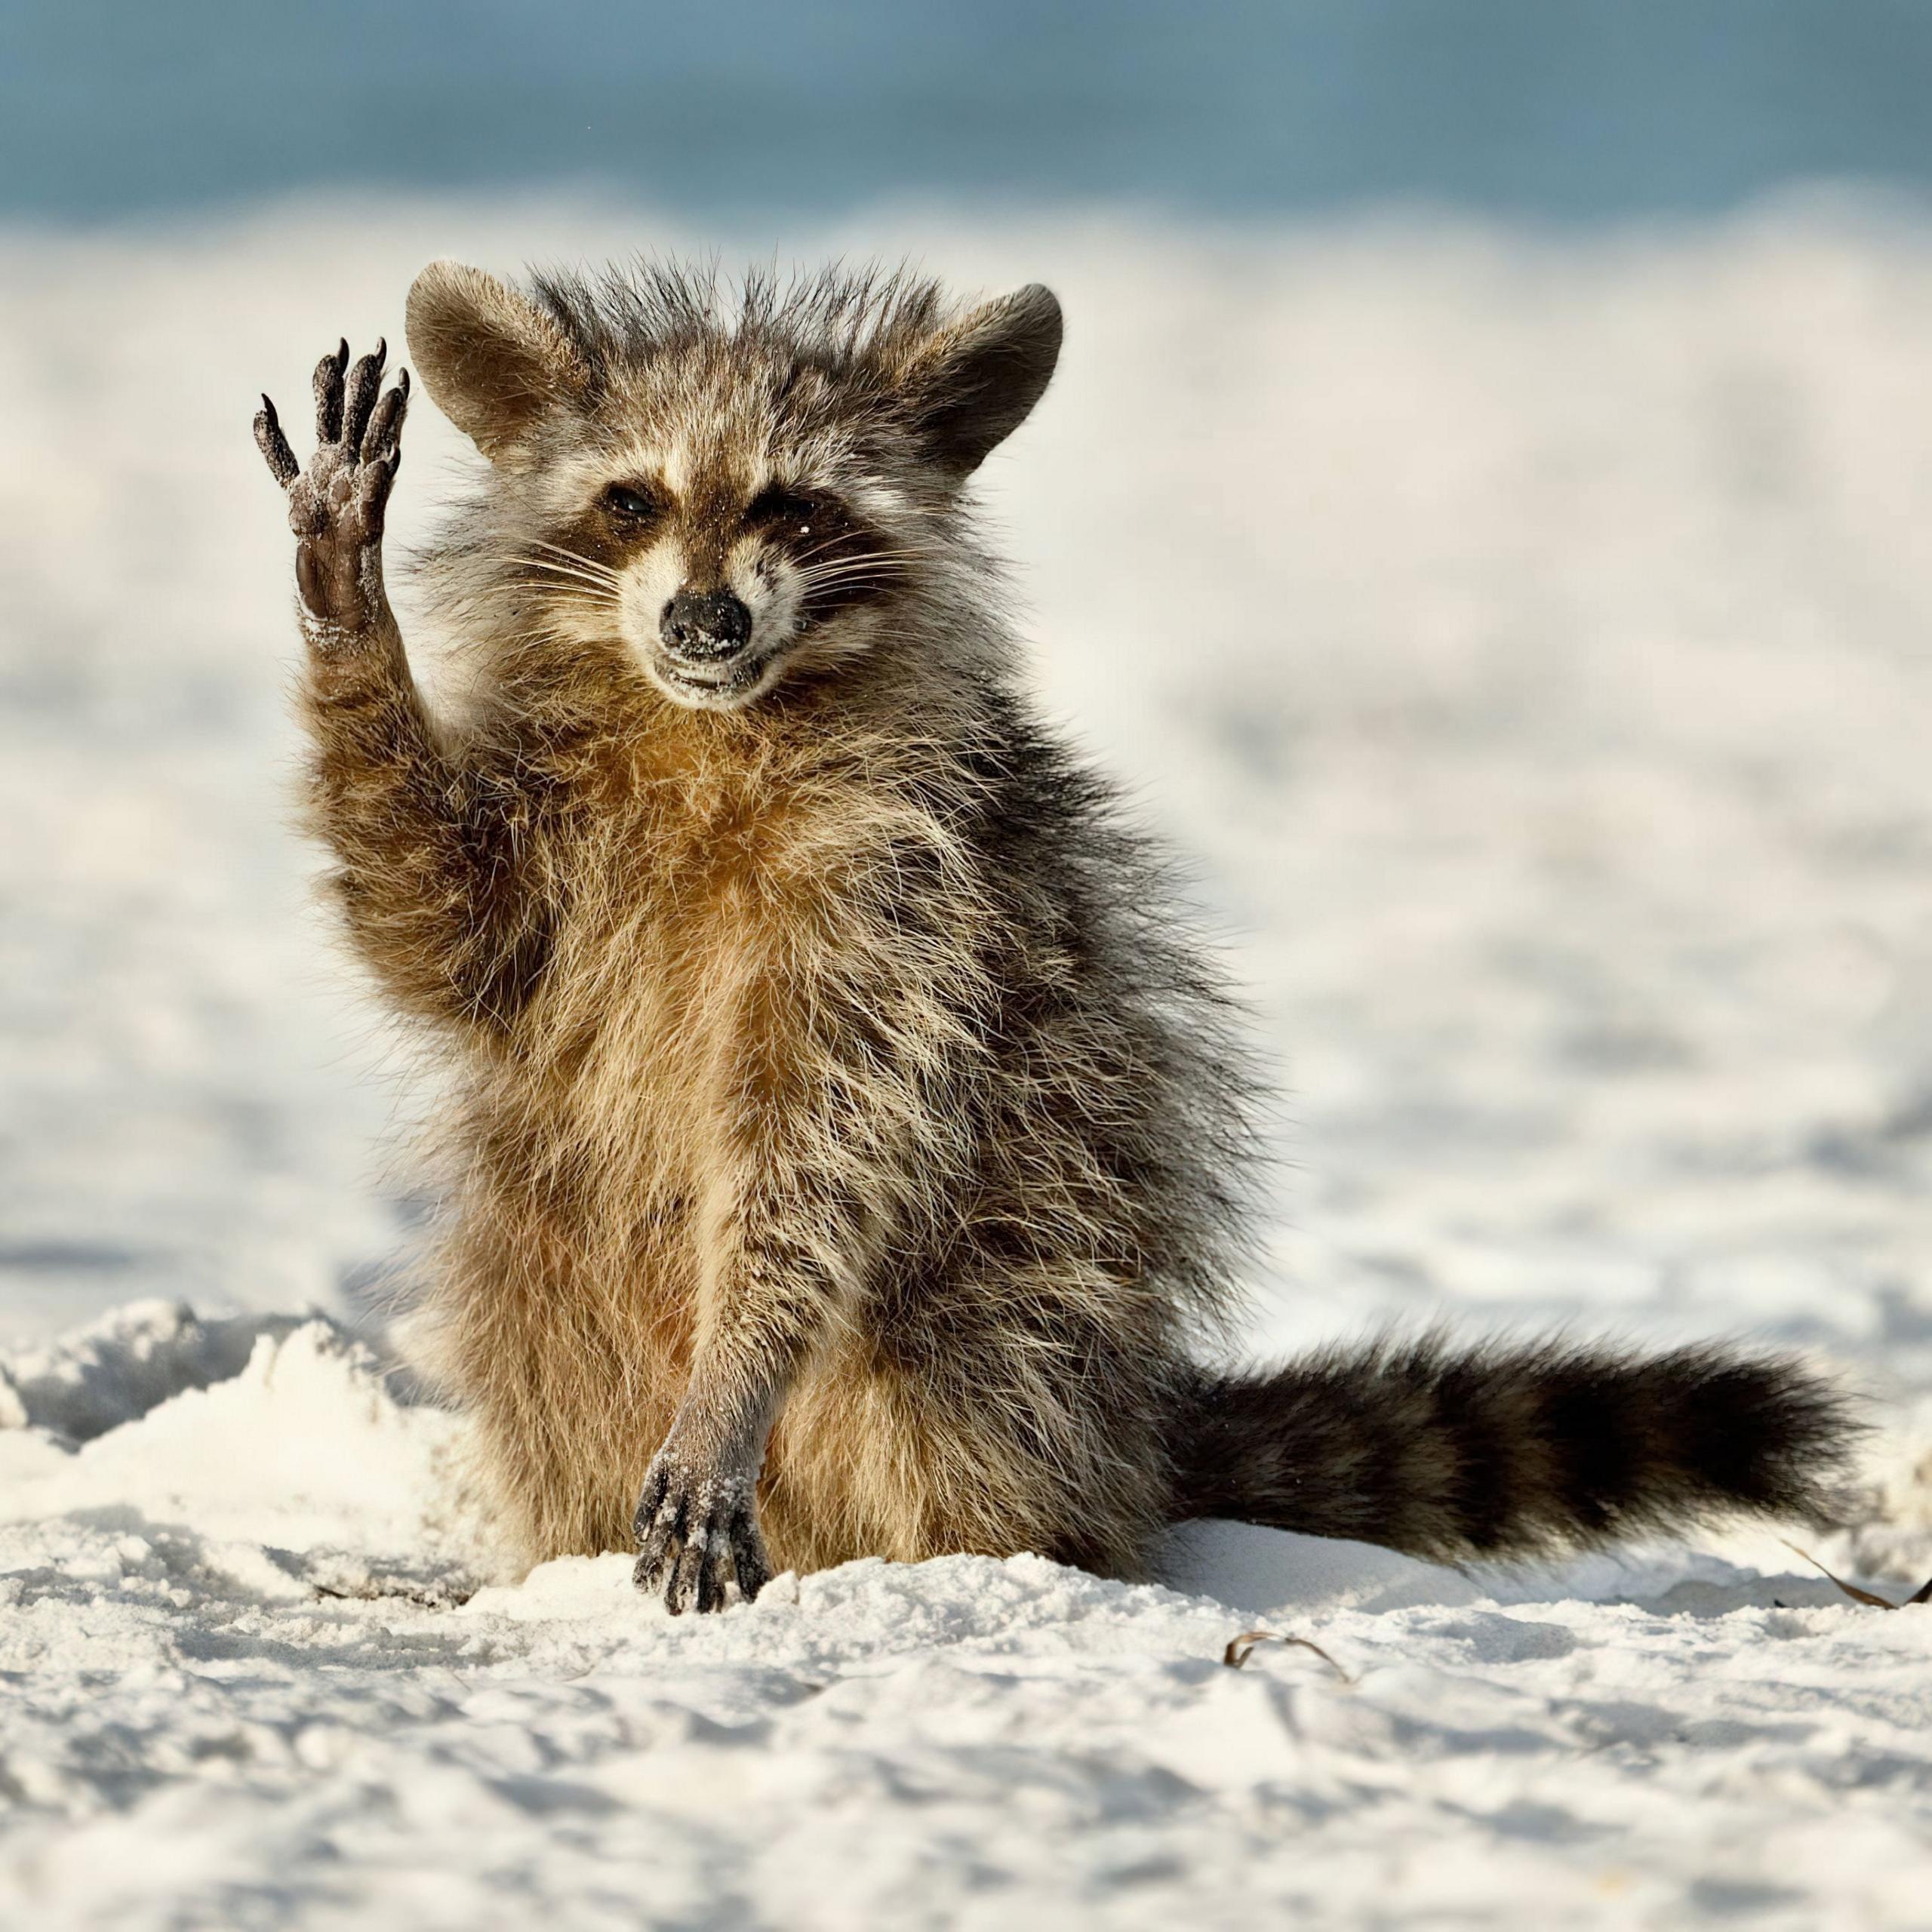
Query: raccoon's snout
[[660, 590, 752, 664]]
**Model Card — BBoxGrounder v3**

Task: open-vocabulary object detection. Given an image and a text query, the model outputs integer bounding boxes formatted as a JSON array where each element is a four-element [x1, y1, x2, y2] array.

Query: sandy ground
[[3, 195, 1932, 1926]]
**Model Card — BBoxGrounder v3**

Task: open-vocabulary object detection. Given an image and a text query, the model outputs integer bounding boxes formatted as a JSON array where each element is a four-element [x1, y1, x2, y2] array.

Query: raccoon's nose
[[660, 589, 752, 663]]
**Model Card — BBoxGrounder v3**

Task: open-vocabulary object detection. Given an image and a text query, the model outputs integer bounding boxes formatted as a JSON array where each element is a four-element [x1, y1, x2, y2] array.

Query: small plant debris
[[1783, 1542, 1932, 1611], [1222, 1629, 1352, 1681]]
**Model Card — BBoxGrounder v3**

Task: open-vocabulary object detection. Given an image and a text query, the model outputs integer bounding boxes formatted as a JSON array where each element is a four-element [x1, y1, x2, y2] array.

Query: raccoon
[[253, 259, 1854, 1613]]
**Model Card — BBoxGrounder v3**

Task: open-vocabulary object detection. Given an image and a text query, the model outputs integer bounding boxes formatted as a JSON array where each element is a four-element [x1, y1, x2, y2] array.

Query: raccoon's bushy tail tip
[[1168, 1334, 1862, 1564]]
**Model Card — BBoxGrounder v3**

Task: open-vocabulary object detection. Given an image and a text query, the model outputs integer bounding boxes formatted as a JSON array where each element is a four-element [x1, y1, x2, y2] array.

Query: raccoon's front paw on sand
[[632, 1451, 773, 1616], [254, 337, 411, 634]]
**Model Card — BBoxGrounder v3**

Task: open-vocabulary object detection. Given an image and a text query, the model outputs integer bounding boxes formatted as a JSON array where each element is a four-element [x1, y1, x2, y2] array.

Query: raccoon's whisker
[[802, 543, 942, 562], [792, 561, 918, 589], [507, 553, 616, 581], [787, 537, 944, 568], [528, 537, 623, 581], [790, 551, 929, 580], [783, 534, 845, 565], [792, 576, 909, 600], [531, 599, 623, 623], [792, 579, 911, 599], [508, 555, 620, 587], [507, 556, 624, 598], [522, 624, 607, 650], [534, 580, 623, 601], [520, 585, 622, 605]]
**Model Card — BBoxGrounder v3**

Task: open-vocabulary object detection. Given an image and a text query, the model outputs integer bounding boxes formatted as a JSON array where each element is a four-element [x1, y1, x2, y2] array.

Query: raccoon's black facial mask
[[533, 463, 909, 711]]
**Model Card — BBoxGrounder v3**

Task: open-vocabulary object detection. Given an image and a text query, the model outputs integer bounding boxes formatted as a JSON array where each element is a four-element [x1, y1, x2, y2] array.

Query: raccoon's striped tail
[[1167, 1335, 1859, 1561]]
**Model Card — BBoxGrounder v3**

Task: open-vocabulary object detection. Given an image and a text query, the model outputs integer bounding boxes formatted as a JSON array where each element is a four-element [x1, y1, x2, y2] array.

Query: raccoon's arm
[[255, 341, 548, 1032], [630, 1176, 836, 1615]]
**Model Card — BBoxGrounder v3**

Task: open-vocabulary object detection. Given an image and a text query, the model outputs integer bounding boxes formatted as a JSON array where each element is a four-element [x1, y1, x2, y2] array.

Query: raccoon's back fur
[[263, 258, 1855, 1603]]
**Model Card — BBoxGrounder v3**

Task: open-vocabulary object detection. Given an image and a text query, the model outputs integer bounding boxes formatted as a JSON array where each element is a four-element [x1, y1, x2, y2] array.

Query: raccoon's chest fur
[[537, 785, 807, 1193], [494, 742, 892, 1267]]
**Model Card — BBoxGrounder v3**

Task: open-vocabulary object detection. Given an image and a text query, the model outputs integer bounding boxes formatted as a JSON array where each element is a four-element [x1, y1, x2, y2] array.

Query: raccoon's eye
[[746, 484, 823, 532], [601, 484, 660, 524]]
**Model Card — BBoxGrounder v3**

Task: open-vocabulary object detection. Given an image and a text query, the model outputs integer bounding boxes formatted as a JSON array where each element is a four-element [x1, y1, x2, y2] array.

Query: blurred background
[[3, 2, 1930, 1508], [6, 0, 1932, 223]]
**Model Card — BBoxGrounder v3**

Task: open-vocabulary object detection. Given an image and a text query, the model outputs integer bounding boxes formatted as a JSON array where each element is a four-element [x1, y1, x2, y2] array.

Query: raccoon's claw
[[361, 368, 409, 465], [254, 395, 299, 489], [632, 1451, 771, 1616], [313, 338, 349, 443], [256, 337, 411, 633], [342, 338, 386, 452]]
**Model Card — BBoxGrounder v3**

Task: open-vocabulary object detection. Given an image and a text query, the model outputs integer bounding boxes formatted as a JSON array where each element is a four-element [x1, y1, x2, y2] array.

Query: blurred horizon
[[6, 0, 1932, 229]]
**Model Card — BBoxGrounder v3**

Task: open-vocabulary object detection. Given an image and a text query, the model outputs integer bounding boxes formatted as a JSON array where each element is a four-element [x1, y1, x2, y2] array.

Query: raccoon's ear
[[900, 285, 1062, 477], [405, 260, 590, 467]]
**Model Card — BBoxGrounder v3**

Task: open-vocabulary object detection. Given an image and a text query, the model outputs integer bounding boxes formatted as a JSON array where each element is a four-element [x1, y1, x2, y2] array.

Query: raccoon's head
[[405, 260, 1060, 712]]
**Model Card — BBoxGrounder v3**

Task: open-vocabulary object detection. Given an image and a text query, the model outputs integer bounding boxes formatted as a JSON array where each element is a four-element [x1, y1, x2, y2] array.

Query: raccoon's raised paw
[[632, 1449, 772, 1616], [254, 338, 411, 635]]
